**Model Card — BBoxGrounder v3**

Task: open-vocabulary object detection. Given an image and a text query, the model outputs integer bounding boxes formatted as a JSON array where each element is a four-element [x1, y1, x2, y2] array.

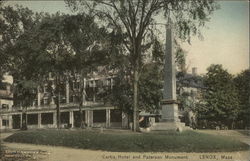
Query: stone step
[[148, 121, 192, 132]]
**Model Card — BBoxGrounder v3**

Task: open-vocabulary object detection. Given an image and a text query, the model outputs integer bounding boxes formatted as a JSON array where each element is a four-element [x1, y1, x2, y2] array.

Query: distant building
[[0, 82, 14, 129], [176, 67, 204, 127]]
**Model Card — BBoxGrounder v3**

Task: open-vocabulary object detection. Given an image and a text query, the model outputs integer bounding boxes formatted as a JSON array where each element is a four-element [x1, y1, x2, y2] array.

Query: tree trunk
[[132, 38, 142, 132], [13, 75, 18, 107], [56, 91, 61, 128], [231, 120, 235, 130], [133, 69, 140, 132], [55, 75, 61, 129], [78, 75, 86, 128], [25, 111, 27, 129], [21, 110, 27, 130], [79, 91, 84, 128]]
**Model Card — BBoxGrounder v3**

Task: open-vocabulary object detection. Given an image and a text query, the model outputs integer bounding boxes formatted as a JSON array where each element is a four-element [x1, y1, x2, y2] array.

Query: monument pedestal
[[149, 101, 191, 131], [161, 102, 179, 122], [149, 122, 187, 131]]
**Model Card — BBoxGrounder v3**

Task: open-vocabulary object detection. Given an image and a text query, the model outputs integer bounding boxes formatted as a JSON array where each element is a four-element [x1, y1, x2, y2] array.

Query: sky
[[4, 0, 250, 75]]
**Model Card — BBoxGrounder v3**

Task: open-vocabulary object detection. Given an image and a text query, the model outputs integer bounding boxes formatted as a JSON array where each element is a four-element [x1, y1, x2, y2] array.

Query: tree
[[29, 13, 77, 128], [1, 5, 110, 129], [0, 5, 47, 129], [62, 14, 110, 128], [0, 5, 31, 77], [66, 0, 218, 131], [107, 38, 164, 127], [234, 69, 250, 128], [0, 5, 44, 98], [19, 12, 111, 129], [0, 9, 71, 128], [199, 64, 240, 129]]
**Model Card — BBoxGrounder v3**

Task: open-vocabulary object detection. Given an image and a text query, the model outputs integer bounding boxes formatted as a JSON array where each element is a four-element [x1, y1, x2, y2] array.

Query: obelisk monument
[[150, 24, 186, 131], [161, 24, 179, 122]]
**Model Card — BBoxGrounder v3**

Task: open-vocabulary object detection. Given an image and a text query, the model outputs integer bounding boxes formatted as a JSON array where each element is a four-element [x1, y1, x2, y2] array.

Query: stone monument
[[149, 24, 188, 131]]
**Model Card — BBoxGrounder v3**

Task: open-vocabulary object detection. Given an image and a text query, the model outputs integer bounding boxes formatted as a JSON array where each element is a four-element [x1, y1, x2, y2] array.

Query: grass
[[0, 142, 5, 158], [4, 129, 249, 152]]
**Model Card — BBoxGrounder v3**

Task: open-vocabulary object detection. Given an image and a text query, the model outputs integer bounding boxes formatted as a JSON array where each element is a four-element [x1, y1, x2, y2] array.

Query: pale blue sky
[[5, 0, 249, 74], [181, 1, 249, 74]]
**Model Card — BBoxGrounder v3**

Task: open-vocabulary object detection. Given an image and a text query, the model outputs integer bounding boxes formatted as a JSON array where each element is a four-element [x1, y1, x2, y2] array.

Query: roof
[[176, 72, 205, 89]]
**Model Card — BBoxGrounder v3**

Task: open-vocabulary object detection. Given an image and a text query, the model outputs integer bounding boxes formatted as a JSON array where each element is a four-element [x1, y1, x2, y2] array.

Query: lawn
[[4, 129, 249, 152], [237, 130, 250, 136]]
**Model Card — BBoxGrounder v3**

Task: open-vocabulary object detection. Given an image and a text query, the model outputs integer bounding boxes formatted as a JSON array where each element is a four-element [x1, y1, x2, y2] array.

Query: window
[[60, 112, 69, 124], [73, 82, 80, 89], [1, 104, 9, 110], [88, 81, 94, 87], [27, 114, 38, 125], [93, 110, 106, 123], [110, 110, 122, 122], [2, 119, 9, 126], [41, 113, 53, 125], [43, 98, 49, 105], [0, 84, 7, 90], [95, 80, 98, 87], [44, 85, 49, 93]]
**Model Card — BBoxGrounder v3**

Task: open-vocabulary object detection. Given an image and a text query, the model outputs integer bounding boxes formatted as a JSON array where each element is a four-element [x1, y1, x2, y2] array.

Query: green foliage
[[152, 39, 164, 62], [139, 62, 163, 113], [199, 64, 240, 126], [109, 39, 164, 114], [0, 5, 36, 77], [66, 0, 218, 44], [0, 5, 46, 107], [234, 69, 250, 126], [66, 0, 219, 131], [175, 42, 187, 72], [15, 80, 37, 107], [5, 129, 249, 152]]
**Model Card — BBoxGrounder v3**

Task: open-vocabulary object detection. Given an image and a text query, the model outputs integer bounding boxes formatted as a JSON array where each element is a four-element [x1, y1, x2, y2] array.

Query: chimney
[[192, 67, 197, 76]]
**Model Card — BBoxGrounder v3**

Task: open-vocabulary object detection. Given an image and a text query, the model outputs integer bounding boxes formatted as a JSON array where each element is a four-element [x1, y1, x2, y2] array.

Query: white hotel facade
[[0, 73, 129, 130]]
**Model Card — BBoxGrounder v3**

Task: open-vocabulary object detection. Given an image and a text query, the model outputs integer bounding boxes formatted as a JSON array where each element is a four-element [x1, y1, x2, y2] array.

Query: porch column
[[83, 78, 86, 105], [106, 109, 110, 128], [90, 110, 93, 127], [50, 81, 55, 105], [110, 78, 113, 90], [93, 79, 96, 102], [85, 110, 88, 127], [20, 114, 22, 128], [38, 113, 41, 128], [86, 110, 93, 127], [37, 86, 41, 106], [66, 80, 70, 104], [53, 112, 57, 128], [69, 111, 74, 128], [0, 116, 2, 129], [9, 115, 13, 129]]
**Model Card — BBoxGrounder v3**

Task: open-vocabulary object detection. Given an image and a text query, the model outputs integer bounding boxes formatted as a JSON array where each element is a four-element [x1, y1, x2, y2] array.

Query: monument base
[[148, 103, 192, 132], [149, 121, 191, 132]]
